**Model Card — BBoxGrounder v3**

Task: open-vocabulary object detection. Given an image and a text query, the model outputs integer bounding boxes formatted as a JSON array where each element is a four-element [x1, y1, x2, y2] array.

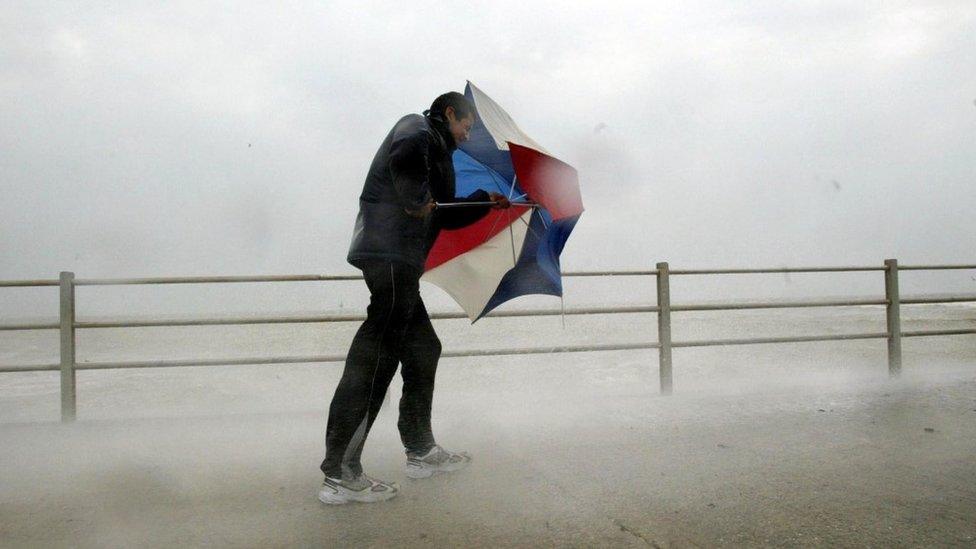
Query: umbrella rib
[[505, 175, 519, 267], [489, 170, 508, 195], [479, 182, 533, 245], [481, 208, 506, 244], [509, 212, 517, 267], [514, 208, 544, 241], [537, 207, 550, 230]]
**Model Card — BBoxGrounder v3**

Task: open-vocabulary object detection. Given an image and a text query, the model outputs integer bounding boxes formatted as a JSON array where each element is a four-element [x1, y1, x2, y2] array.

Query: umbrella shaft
[[436, 201, 539, 209]]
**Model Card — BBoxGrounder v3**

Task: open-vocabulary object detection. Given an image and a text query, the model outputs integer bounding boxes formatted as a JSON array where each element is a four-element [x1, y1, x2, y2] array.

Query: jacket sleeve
[[388, 131, 433, 212], [436, 189, 493, 230]]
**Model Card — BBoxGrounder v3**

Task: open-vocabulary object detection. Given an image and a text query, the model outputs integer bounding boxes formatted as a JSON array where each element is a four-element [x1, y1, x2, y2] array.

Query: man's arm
[[436, 191, 511, 230], [388, 132, 434, 217]]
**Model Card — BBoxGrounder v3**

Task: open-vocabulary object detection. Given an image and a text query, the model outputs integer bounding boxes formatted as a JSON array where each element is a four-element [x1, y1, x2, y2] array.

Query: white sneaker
[[317, 473, 399, 505], [405, 445, 472, 479]]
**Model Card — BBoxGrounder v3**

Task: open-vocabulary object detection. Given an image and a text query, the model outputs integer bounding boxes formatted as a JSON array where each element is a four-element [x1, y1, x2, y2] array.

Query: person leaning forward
[[318, 91, 510, 505]]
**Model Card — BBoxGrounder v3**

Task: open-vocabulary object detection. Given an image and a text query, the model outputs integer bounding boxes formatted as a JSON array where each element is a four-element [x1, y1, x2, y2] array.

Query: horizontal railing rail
[[9, 295, 976, 332], [1, 260, 974, 421], [2, 263, 974, 288], [670, 266, 885, 274]]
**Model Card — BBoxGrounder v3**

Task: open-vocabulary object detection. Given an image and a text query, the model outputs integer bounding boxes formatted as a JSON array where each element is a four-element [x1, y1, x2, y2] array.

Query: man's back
[[347, 112, 487, 271]]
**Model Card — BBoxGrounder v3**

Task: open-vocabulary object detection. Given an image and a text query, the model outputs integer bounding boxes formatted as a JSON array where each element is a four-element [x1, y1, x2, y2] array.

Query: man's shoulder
[[396, 113, 426, 125], [391, 113, 433, 143]]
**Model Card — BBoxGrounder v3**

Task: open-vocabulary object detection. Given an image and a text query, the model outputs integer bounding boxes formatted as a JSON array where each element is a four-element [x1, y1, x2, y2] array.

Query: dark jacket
[[347, 112, 491, 271]]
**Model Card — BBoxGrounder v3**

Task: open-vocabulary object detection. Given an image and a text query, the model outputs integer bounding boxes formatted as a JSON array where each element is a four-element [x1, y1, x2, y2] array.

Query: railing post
[[656, 262, 673, 395], [884, 259, 902, 377], [59, 271, 77, 422]]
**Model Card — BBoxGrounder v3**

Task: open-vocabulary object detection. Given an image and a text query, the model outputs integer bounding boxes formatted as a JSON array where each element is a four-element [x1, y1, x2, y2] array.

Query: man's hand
[[405, 199, 436, 218], [488, 192, 511, 209]]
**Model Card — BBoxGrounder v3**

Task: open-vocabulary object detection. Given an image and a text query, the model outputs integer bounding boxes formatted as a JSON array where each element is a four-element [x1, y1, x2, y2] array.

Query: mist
[[2, 2, 976, 546], [2, 1, 975, 319]]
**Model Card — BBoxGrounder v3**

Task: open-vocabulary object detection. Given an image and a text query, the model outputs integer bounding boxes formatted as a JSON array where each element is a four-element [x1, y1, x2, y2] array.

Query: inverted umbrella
[[422, 81, 584, 321]]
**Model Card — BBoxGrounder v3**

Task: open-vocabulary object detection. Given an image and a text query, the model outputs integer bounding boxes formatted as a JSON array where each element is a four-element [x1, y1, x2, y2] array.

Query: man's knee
[[400, 331, 441, 382], [408, 328, 441, 357]]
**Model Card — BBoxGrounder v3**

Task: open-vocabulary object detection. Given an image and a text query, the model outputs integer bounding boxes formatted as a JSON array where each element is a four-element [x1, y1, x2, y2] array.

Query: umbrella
[[422, 81, 584, 321]]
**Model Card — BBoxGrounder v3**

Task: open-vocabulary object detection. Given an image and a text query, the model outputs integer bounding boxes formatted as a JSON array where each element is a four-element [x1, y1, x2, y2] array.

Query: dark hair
[[427, 92, 476, 120]]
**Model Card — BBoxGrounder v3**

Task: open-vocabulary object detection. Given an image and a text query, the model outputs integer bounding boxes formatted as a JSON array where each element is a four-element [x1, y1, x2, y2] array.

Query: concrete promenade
[[2, 363, 975, 547]]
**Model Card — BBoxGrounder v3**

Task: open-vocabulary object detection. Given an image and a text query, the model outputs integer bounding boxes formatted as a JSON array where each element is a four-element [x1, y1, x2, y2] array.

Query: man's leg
[[396, 298, 441, 455], [397, 301, 472, 478], [321, 260, 421, 479]]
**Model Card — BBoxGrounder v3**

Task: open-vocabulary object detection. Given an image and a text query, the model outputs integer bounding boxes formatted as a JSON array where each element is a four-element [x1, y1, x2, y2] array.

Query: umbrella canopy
[[422, 82, 584, 321]]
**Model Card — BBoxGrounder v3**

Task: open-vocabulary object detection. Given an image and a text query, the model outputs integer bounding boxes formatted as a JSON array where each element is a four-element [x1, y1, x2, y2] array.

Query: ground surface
[[1, 305, 974, 547]]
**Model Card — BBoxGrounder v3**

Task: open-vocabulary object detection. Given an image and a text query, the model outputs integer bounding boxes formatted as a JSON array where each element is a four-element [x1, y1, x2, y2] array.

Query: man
[[318, 92, 510, 505]]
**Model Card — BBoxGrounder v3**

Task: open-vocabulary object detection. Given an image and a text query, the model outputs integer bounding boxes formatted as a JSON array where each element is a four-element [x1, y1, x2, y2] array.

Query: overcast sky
[[1, 1, 974, 315]]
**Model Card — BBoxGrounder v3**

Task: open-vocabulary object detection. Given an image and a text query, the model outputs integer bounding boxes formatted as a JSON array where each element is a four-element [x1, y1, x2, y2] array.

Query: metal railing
[[2, 259, 975, 422]]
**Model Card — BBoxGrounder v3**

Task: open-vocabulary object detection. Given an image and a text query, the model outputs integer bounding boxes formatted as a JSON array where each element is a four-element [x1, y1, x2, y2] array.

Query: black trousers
[[320, 259, 442, 479]]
